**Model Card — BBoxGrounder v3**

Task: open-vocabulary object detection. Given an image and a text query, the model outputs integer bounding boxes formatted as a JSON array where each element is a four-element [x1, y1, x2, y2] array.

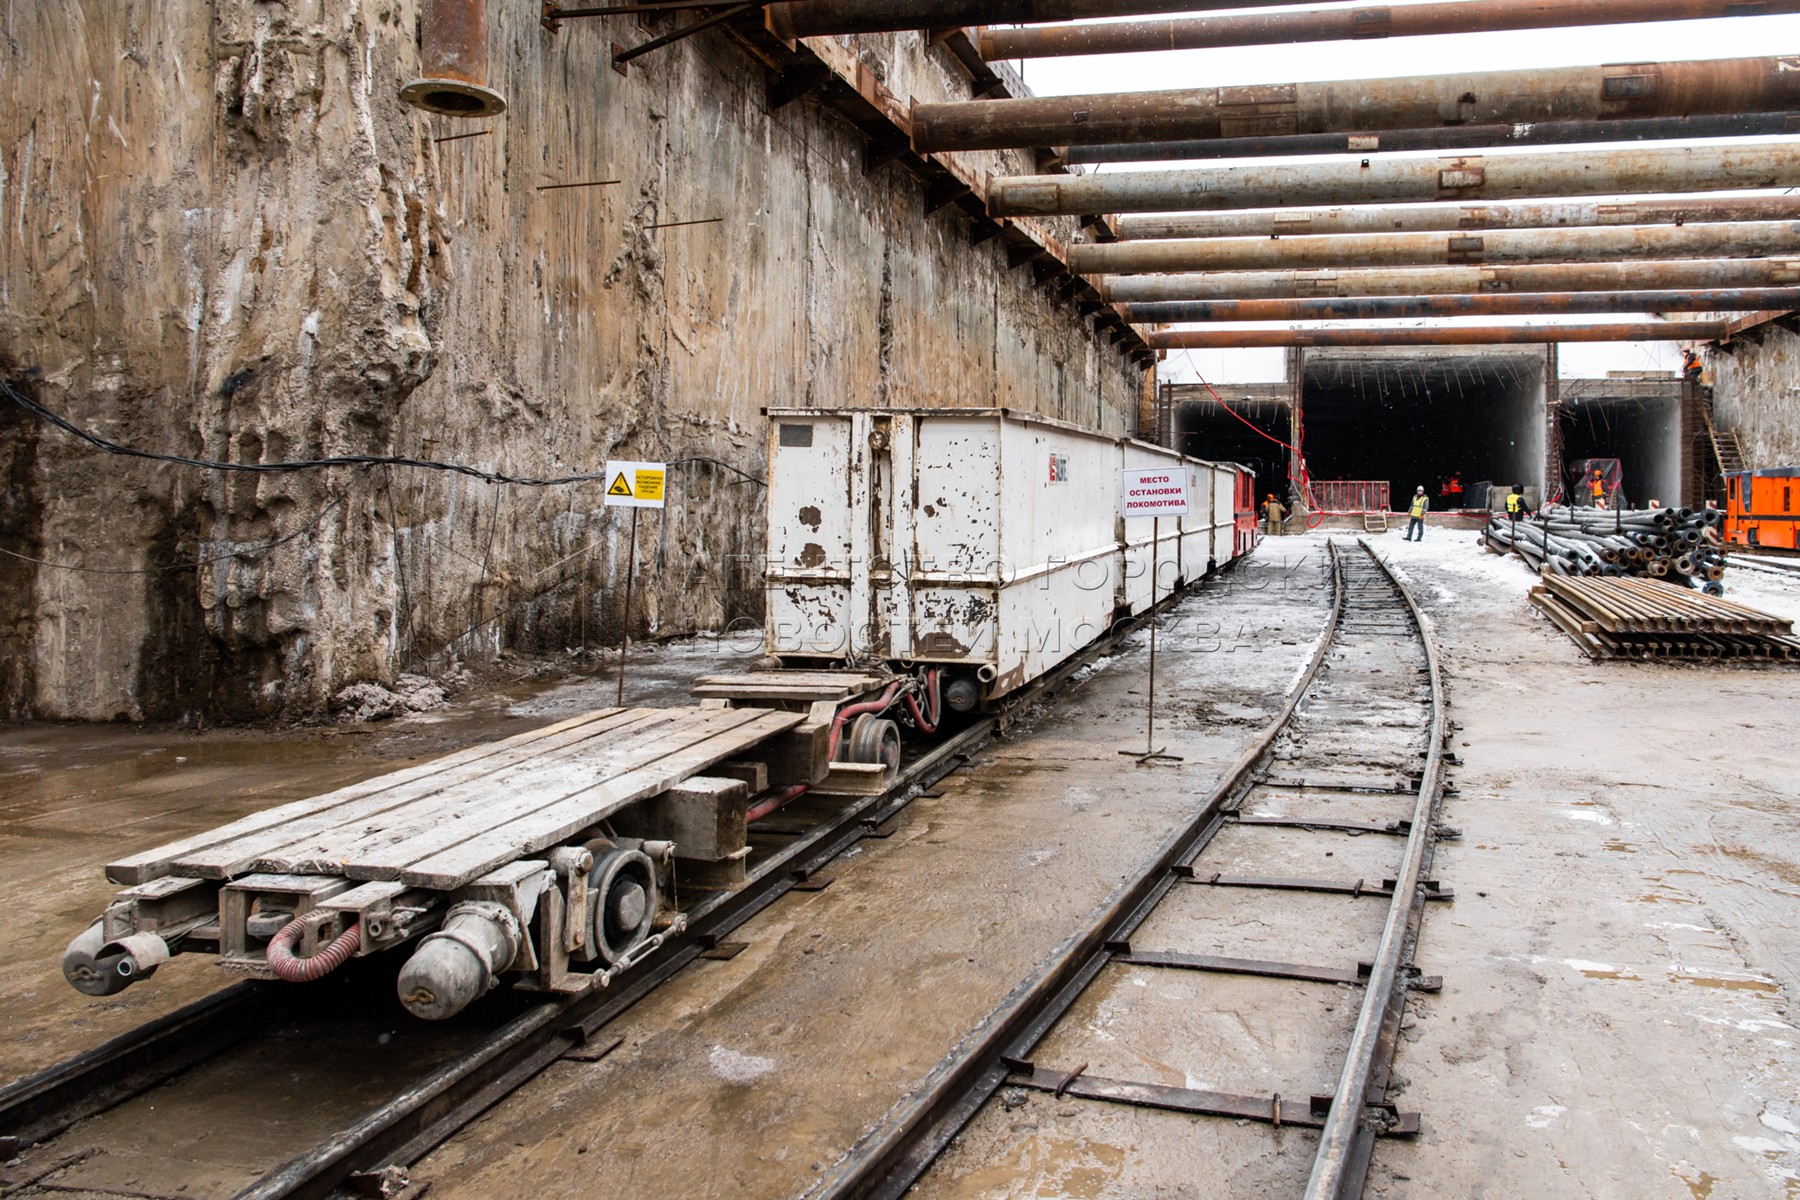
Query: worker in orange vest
[[1590, 469, 1607, 510]]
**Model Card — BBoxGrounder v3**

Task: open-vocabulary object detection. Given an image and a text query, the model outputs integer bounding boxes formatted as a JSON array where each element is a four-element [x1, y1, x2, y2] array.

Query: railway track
[[808, 539, 1452, 1199], [0, 556, 1227, 1200]]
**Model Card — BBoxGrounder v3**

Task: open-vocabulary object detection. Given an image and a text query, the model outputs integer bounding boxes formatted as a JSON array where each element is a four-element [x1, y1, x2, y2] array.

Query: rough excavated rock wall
[[1709, 320, 1800, 472], [0, 3, 1143, 722]]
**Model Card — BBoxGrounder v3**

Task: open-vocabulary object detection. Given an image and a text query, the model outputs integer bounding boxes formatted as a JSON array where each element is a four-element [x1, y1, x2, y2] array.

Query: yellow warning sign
[[603, 460, 667, 509]]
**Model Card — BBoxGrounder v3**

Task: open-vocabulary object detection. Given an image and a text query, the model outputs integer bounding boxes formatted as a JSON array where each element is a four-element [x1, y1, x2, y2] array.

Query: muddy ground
[[4, 534, 1799, 1198]]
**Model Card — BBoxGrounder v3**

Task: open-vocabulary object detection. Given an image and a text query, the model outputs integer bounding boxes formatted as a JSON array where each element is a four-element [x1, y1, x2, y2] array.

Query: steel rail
[[1, 559, 1251, 1194], [803, 543, 1356, 1200], [1307, 543, 1451, 1199], [0, 981, 276, 1151], [222, 561, 1233, 1200]]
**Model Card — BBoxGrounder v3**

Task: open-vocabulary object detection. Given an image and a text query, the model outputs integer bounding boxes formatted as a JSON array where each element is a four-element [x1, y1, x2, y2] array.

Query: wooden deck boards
[[107, 706, 804, 892], [692, 671, 886, 702], [105, 708, 632, 885]]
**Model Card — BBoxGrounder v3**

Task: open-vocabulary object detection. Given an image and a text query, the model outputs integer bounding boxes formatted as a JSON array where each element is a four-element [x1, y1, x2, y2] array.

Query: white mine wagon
[[61, 413, 1254, 1018], [762, 407, 1256, 710]]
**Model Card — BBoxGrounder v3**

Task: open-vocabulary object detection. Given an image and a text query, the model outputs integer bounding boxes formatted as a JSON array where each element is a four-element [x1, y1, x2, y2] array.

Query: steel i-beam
[[1148, 323, 1732, 348]]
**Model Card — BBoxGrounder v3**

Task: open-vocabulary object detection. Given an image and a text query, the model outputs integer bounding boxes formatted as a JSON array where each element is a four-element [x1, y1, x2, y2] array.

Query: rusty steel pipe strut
[[1098, 256, 1800, 303], [1149, 322, 1731, 348], [1070, 220, 1800, 276], [1115, 195, 1800, 242], [1065, 111, 1800, 165], [764, 0, 1303, 39], [990, 142, 1800, 217], [1121, 288, 1800, 325], [914, 54, 1800, 153], [400, 0, 507, 117], [980, 0, 1800, 60]]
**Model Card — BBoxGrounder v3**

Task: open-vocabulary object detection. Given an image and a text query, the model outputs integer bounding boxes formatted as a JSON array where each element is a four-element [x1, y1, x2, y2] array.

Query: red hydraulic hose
[[751, 677, 919, 825], [901, 669, 942, 734], [828, 680, 904, 759], [266, 913, 361, 983]]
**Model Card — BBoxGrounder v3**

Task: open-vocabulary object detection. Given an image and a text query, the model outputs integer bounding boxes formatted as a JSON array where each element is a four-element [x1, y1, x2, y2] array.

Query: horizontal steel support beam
[[1070, 220, 1800, 275], [913, 54, 1800, 153], [1149, 322, 1733, 348], [764, 0, 1299, 39], [1100, 257, 1800, 302], [980, 0, 1800, 59], [989, 143, 1800, 217], [1065, 112, 1800, 165], [1122, 289, 1800, 324], [1114, 195, 1800, 241]]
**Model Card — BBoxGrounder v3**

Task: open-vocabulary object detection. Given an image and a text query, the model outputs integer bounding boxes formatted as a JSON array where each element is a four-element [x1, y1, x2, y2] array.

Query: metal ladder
[[1698, 391, 1748, 475]]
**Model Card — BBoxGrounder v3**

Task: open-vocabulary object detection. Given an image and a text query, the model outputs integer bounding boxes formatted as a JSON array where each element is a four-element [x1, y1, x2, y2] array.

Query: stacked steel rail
[[808, 540, 1452, 1200], [1530, 575, 1800, 661], [1486, 505, 1728, 594]]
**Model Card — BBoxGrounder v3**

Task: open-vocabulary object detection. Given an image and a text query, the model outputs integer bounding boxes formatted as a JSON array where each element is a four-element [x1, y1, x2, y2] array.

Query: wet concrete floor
[[7, 535, 1800, 1198]]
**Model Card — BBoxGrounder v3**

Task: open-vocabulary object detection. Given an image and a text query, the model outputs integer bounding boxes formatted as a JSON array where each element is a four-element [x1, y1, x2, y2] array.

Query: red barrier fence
[[1307, 481, 1392, 514]]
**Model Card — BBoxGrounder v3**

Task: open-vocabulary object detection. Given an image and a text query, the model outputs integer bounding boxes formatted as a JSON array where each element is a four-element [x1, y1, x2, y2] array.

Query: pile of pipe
[[1484, 504, 1727, 596]]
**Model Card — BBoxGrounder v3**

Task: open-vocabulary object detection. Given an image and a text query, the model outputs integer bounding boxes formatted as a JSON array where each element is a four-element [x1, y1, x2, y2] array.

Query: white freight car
[[764, 407, 1256, 711]]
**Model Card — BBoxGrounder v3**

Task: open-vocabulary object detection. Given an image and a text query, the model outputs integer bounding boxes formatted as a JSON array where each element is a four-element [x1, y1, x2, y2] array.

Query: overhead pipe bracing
[[1065, 112, 1800, 165], [990, 142, 1800, 216], [1120, 289, 1800, 325], [979, 0, 1800, 59], [1116, 196, 1800, 241], [764, 0, 1308, 40], [400, 0, 507, 117], [911, 54, 1800, 153], [1148, 323, 1733, 348], [1068, 221, 1800, 276], [1099, 257, 1800, 303]]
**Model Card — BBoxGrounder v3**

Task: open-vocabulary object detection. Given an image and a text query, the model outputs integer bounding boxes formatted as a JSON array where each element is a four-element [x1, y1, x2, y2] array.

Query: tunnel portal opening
[[1175, 398, 1292, 506], [1298, 350, 1547, 511], [1558, 384, 1683, 509]]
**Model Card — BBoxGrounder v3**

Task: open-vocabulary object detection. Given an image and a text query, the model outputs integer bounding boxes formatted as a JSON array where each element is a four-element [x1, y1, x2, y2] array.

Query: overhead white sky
[[1004, 6, 1799, 382]]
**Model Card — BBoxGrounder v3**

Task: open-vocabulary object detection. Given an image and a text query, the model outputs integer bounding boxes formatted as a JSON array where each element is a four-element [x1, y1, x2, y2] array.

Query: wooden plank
[[163, 709, 667, 881], [106, 707, 630, 884], [247, 709, 721, 877], [396, 710, 804, 890]]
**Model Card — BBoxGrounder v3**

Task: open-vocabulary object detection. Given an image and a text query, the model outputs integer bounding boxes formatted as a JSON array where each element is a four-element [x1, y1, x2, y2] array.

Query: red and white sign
[[1121, 466, 1191, 518]]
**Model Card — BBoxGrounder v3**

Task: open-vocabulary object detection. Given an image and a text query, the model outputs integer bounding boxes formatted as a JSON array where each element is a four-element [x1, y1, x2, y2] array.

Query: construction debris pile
[[1528, 574, 1800, 661], [1484, 505, 1727, 595]]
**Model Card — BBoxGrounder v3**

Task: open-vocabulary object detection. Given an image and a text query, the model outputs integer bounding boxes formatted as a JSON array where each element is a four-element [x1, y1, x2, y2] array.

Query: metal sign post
[[603, 460, 668, 708], [1118, 466, 1192, 767]]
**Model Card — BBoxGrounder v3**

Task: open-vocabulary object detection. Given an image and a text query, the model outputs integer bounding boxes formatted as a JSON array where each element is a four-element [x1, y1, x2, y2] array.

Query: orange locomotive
[[1725, 468, 1800, 550]]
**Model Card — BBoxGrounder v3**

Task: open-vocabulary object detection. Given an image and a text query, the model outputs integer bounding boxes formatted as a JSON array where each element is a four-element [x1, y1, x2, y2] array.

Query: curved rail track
[[1, 540, 1446, 1200], [808, 538, 1452, 1200], [0, 556, 1216, 1200]]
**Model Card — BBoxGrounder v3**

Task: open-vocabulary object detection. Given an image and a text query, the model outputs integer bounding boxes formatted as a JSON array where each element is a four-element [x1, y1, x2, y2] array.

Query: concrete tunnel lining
[[1297, 350, 1547, 511]]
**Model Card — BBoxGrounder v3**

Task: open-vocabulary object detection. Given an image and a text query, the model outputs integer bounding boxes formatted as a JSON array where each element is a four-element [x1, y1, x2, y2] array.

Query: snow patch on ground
[[709, 1045, 776, 1085]]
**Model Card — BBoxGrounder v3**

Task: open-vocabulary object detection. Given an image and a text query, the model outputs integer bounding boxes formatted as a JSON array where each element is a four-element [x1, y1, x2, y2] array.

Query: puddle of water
[[1671, 971, 1781, 995], [1673, 1167, 1722, 1199]]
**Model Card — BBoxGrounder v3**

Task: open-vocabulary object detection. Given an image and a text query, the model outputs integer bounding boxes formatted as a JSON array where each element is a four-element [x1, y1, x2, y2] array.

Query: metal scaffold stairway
[[1699, 390, 1748, 476]]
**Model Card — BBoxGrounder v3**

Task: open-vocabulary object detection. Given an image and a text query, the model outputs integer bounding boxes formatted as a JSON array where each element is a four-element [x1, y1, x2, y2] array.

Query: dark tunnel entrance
[[1557, 381, 1684, 508], [1298, 349, 1547, 511], [1175, 397, 1292, 505]]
